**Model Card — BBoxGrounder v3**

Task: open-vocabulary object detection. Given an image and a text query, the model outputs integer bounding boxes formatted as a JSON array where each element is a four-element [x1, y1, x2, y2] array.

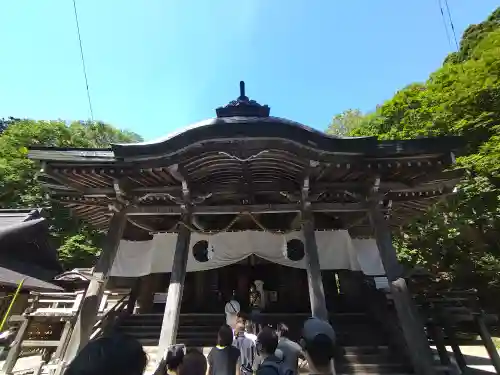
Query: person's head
[[300, 318, 336, 374], [179, 349, 207, 375], [165, 344, 186, 372], [235, 321, 246, 335], [236, 316, 247, 328], [217, 324, 233, 347], [276, 323, 290, 339], [64, 333, 147, 375], [256, 326, 278, 357]]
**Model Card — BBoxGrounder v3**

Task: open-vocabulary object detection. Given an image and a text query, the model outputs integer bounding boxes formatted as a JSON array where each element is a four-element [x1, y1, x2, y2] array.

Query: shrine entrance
[[144, 257, 365, 315], [146, 261, 313, 314]]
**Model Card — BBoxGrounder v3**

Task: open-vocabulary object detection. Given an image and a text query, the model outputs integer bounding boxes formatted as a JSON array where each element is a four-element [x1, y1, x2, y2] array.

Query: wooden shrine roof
[[0, 208, 42, 228], [0, 209, 62, 288], [28, 82, 464, 239]]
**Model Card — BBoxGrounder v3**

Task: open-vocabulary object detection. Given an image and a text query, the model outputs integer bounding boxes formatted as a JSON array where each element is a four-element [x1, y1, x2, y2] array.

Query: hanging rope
[[72, 0, 94, 121]]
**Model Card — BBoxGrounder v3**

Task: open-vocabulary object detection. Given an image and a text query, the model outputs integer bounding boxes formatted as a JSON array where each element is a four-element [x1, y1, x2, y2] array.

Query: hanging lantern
[[192, 240, 210, 262], [285, 239, 305, 261]]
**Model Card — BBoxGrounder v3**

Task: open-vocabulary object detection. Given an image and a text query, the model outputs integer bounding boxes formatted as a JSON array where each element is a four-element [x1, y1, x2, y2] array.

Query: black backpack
[[258, 361, 294, 375]]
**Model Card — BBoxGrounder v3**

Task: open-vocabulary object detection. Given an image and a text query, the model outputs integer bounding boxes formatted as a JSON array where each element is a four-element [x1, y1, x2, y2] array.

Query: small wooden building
[[28, 82, 465, 375], [0, 209, 63, 316]]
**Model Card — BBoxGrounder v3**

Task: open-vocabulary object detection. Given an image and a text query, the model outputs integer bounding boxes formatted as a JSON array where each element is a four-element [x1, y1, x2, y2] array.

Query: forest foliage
[[327, 7, 500, 294], [0, 120, 141, 269]]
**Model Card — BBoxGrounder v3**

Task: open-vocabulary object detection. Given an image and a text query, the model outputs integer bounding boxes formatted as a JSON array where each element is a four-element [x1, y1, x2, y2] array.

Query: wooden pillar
[[1, 317, 31, 375], [194, 272, 206, 310], [157, 215, 192, 354], [61, 209, 127, 365], [137, 273, 160, 313], [427, 322, 452, 370], [475, 313, 500, 374], [302, 213, 328, 321], [368, 204, 436, 375], [126, 278, 141, 314], [440, 318, 468, 373], [54, 320, 73, 360]]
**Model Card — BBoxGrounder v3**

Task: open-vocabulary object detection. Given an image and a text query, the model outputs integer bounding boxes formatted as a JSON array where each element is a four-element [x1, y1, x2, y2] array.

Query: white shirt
[[244, 332, 257, 342], [225, 300, 240, 314]]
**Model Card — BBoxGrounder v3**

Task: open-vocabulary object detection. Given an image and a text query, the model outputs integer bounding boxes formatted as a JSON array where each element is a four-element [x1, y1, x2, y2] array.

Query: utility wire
[[72, 0, 94, 122], [444, 0, 460, 50], [437, 0, 454, 50]]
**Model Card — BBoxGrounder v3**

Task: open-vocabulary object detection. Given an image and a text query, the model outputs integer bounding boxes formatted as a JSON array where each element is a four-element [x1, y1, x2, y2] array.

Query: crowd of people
[[62, 315, 337, 375]]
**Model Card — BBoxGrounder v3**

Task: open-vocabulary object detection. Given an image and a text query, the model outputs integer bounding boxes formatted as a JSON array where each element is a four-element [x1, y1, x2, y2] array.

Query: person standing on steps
[[299, 318, 337, 375], [208, 325, 241, 375], [276, 323, 304, 375], [254, 327, 286, 375], [234, 316, 257, 343], [249, 283, 262, 334], [233, 320, 256, 375], [179, 348, 207, 375], [225, 290, 241, 330]]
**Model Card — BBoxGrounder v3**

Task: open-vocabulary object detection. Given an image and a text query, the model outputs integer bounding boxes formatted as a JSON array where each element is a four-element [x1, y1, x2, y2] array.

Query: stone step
[[119, 325, 219, 332], [121, 317, 378, 331], [141, 346, 413, 375], [125, 332, 389, 346], [125, 330, 390, 347], [120, 322, 379, 335], [120, 330, 218, 339], [335, 362, 413, 374], [123, 327, 388, 346]]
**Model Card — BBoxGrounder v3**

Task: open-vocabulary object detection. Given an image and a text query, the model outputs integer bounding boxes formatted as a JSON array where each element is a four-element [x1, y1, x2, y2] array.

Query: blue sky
[[0, 1, 498, 141]]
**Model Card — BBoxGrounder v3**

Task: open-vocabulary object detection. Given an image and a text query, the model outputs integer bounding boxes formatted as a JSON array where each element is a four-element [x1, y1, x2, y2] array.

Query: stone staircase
[[117, 312, 414, 374], [118, 313, 225, 347]]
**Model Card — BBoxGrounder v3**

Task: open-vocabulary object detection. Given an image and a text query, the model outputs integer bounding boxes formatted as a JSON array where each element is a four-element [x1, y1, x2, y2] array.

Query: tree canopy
[[326, 109, 368, 137], [0, 120, 141, 269], [327, 7, 500, 297]]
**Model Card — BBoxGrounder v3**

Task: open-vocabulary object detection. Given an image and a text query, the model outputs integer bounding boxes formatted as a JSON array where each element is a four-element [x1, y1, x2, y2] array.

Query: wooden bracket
[[300, 160, 319, 214]]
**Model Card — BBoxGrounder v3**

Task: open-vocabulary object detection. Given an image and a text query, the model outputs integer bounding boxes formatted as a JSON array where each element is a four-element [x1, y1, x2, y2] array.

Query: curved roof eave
[[111, 116, 377, 160]]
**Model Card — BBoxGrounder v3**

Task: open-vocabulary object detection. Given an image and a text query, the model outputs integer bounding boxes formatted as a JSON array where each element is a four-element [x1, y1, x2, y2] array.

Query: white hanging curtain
[[110, 230, 385, 277]]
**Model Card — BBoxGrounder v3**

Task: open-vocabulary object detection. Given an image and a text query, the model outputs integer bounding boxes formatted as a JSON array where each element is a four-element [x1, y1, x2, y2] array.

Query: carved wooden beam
[[42, 164, 88, 192], [42, 179, 460, 200], [127, 202, 372, 216]]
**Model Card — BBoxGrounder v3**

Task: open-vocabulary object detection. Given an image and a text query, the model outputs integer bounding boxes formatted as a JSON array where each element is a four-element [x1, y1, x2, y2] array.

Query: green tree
[[326, 109, 367, 136], [339, 7, 500, 299], [0, 120, 141, 269], [0, 117, 20, 134]]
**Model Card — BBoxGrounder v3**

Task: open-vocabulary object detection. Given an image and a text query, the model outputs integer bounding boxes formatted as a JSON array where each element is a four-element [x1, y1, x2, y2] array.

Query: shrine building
[[28, 82, 464, 375]]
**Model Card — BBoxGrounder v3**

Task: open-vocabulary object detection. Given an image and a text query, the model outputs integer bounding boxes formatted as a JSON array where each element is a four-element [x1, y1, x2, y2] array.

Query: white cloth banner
[[110, 230, 385, 277]]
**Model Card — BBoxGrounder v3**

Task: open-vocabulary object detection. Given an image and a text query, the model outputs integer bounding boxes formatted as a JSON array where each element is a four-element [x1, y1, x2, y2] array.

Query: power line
[[437, 0, 453, 50], [72, 0, 94, 122], [443, 0, 460, 50]]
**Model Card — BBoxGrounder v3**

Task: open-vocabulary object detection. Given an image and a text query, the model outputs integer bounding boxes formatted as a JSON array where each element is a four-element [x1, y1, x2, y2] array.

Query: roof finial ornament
[[216, 81, 270, 118], [239, 81, 248, 100]]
